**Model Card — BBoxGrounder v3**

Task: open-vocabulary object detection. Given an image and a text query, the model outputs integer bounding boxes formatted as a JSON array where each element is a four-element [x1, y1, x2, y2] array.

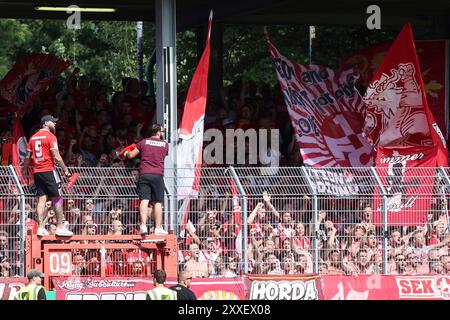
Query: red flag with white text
[[373, 148, 437, 226], [365, 24, 448, 226]]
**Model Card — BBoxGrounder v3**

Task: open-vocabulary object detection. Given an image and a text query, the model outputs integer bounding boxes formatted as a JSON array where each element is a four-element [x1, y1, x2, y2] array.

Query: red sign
[[0, 278, 27, 300], [245, 274, 323, 300], [28, 274, 450, 300], [321, 275, 450, 300], [53, 277, 153, 300], [395, 276, 450, 300], [192, 277, 246, 300], [321, 275, 397, 300], [53, 276, 245, 300]]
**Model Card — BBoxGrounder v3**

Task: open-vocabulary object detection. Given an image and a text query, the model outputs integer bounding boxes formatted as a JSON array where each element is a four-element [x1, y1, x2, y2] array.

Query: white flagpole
[[309, 25, 316, 64]]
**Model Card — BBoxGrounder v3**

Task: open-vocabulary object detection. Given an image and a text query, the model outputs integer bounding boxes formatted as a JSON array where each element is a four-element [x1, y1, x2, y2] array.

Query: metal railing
[[1, 165, 449, 278], [174, 166, 450, 277]]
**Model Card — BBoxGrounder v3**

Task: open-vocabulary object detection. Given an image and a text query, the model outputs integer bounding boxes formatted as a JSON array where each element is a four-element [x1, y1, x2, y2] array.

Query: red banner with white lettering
[[18, 274, 450, 300], [373, 147, 438, 226], [321, 274, 450, 300], [341, 40, 449, 138], [266, 32, 374, 167], [52, 276, 245, 300], [0, 278, 27, 300]]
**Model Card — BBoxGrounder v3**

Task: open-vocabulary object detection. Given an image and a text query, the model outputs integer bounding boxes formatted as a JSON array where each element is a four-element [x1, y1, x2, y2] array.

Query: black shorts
[[137, 174, 164, 202], [34, 171, 62, 198]]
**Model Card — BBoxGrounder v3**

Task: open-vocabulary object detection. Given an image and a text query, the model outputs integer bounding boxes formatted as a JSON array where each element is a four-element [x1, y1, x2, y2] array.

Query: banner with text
[[266, 33, 374, 168], [373, 147, 438, 226], [0, 278, 27, 300], [52, 276, 245, 300], [245, 274, 323, 300], [321, 274, 450, 300], [304, 167, 366, 196]]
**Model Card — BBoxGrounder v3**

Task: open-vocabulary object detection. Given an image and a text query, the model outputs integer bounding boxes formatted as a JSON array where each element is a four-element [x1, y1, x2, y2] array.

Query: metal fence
[[0, 166, 26, 277], [1, 165, 449, 278], [176, 166, 450, 277]]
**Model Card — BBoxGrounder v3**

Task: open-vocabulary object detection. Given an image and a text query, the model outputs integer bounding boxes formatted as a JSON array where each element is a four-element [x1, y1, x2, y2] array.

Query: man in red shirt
[[22, 115, 73, 237], [123, 124, 168, 235]]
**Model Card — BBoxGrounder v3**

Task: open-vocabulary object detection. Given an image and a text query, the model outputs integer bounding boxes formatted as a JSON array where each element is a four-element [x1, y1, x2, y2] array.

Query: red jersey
[[25, 218, 38, 235], [125, 249, 149, 264], [27, 129, 58, 173]]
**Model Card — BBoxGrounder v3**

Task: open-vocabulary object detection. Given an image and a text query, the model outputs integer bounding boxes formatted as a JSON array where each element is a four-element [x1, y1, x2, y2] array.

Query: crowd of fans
[[0, 68, 449, 278], [0, 68, 299, 170], [1, 186, 448, 278], [178, 192, 450, 278]]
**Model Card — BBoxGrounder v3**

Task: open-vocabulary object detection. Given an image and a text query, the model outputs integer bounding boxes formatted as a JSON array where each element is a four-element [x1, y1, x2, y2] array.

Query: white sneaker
[[154, 227, 168, 235], [37, 227, 49, 236], [140, 225, 148, 235], [55, 227, 73, 237]]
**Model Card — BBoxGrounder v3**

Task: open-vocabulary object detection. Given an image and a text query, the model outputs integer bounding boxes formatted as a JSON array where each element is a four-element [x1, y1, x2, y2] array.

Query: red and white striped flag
[[177, 11, 213, 199], [266, 32, 374, 167]]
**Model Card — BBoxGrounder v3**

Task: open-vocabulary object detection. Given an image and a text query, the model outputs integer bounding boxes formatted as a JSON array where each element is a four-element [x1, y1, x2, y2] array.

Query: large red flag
[[266, 32, 374, 168], [177, 11, 212, 199], [0, 54, 70, 116], [1, 54, 69, 186], [364, 24, 448, 226], [364, 24, 447, 158], [341, 40, 449, 138]]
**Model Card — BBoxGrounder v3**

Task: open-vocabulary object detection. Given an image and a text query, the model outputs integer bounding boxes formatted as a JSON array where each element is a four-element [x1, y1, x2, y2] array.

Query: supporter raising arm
[[262, 191, 280, 220], [248, 202, 264, 225]]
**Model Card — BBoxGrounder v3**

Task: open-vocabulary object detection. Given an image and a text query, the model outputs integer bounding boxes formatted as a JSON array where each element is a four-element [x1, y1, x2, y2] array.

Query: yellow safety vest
[[17, 284, 45, 300], [146, 287, 177, 300]]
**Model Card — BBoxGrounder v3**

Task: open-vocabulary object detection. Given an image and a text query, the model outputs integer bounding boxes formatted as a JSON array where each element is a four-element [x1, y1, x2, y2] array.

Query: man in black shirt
[[169, 271, 197, 300]]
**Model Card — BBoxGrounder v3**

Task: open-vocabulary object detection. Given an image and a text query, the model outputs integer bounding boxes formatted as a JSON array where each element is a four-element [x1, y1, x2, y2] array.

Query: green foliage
[[0, 19, 32, 76], [0, 19, 398, 91], [176, 29, 197, 91], [0, 19, 156, 91], [221, 24, 397, 87]]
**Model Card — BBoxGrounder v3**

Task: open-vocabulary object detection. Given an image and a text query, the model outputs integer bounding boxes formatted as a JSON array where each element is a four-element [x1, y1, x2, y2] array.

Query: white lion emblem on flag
[[363, 63, 430, 147]]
